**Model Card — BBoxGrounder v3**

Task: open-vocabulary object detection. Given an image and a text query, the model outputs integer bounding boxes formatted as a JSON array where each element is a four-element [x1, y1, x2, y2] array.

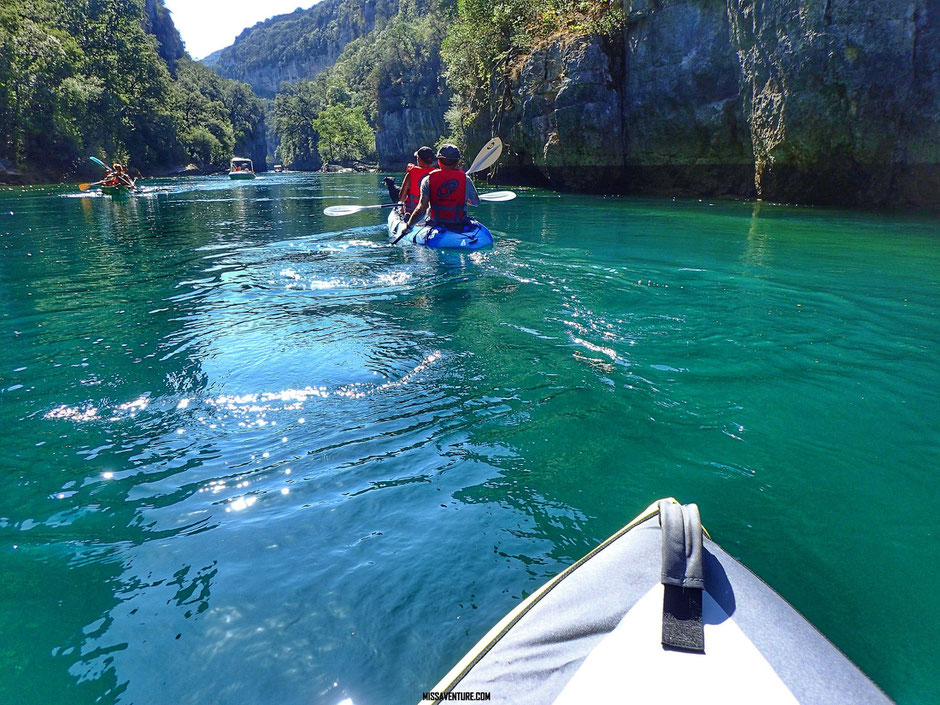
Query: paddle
[[324, 190, 516, 217], [465, 137, 502, 175], [88, 157, 140, 191], [390, 190, 516, 244]]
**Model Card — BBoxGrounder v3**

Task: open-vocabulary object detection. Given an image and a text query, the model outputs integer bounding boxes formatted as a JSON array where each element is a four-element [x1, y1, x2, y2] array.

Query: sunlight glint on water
[[0, 173, 937, 705]]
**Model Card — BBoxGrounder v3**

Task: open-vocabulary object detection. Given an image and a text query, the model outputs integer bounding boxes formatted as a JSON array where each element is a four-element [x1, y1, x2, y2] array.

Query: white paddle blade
[[479, 190, 516, 202], [323, 203, 395, 216], [466, 138, 503, 175], [324, 204, 370, 216]]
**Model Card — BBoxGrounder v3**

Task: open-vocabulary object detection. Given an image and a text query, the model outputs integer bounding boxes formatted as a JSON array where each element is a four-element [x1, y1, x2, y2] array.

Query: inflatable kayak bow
[[387, 208, 493, 251], [419, 498, 893, 705]]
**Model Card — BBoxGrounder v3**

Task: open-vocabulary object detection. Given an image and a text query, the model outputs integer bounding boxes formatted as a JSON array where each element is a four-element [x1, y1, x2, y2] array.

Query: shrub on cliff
[[441, 0, 623, 140]]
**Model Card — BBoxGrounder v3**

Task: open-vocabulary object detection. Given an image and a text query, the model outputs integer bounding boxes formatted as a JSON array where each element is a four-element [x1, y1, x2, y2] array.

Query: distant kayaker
[[383, 146, 436, 215], [105, 163, 134, 189], [401, 144, 480, 233]]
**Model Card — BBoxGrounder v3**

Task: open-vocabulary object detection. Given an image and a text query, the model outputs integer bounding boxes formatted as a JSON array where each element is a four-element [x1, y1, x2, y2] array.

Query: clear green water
[[0, 174, 937, 704]]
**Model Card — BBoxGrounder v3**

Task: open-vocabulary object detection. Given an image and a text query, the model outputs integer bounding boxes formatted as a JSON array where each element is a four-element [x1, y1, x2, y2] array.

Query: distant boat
[[273, 164, 284, 173], [229, 157, 255, 180]]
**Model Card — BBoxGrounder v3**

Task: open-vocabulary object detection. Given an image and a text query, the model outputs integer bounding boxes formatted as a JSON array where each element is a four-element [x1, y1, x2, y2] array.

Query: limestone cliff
[[373, 14, 450, 171], [376, 106, 448, 170], [726, 0, 937, 206], [501, 36, 625, 192], [622, 0, 753, 196], [491, 0, 937, 208], [144, 0, 185, 74], [207, 0, 400, 98]]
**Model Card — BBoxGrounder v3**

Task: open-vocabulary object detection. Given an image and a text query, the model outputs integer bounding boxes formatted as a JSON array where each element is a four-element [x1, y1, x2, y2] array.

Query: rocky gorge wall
[[376, 105, 449, 170], [207, 0, 399, 98], [488, 0, 937, 208]]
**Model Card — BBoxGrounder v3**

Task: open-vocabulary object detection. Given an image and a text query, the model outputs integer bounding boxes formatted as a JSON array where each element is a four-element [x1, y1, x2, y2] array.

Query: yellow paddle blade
[[78, 183, 93, 191]]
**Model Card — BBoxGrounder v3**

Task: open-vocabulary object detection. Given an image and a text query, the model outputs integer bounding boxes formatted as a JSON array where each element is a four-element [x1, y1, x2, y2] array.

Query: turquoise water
[[0, 174, 937, 704]]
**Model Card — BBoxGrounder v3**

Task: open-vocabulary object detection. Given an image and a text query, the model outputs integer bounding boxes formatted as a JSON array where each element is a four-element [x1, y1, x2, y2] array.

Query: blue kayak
[[387, 208, 493, 250]]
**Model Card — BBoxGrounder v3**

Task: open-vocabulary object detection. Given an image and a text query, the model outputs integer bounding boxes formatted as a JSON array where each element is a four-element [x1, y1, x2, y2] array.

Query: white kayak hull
[[419, 498, 893, 705]]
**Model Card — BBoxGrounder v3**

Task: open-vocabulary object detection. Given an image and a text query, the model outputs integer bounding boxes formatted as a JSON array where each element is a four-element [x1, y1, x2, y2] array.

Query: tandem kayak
[[100, 183, 134, 197], [387, 208, 493, 250], [419, 498, 893, 705]]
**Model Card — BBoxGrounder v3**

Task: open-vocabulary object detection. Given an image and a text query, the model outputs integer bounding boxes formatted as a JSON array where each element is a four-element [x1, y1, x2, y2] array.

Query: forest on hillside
[[0, 0, 629, 178], [267, 0, 622, 169], [0, 0, 267, 180]]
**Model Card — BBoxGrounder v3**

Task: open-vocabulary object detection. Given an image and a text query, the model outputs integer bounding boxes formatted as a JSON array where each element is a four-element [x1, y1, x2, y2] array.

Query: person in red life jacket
[[401, 144, 479, 233], [103, 163, 135, 189], [383, 146, 435, 213]]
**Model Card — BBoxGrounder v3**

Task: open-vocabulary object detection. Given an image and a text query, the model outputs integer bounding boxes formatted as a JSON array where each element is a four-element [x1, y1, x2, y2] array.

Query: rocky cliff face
[[376, 106, 448, 170], [622, 0, 753, 196], [236, 116, 269, 172], [144, 0, 185, 74], [727, 0, 937, 206], [374, 21, 450, 171], [493, 0, 937, 208], [501, 36, 625, 191], [207, 0, 400, 98]]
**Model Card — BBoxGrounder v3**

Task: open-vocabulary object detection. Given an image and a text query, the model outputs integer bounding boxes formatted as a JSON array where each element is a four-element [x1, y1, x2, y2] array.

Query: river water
[[1, 174, 937, 704]]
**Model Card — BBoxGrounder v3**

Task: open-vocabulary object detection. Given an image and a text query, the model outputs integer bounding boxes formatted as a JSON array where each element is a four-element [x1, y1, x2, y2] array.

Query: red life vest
[[403, 163, 433, 213], [428, 168, 467, 225]]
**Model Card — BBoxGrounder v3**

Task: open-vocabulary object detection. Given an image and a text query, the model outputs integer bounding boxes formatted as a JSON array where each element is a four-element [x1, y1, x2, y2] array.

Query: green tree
[[273, 79, 326, 170], [311, 104, 374, 165], [0, 0, 267, 178]]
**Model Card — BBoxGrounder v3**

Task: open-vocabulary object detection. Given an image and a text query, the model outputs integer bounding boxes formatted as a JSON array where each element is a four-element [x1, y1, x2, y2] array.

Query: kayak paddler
[[103, 163, 135, 189], [383, 146, 436, 215], [401, 144, 480, 234]]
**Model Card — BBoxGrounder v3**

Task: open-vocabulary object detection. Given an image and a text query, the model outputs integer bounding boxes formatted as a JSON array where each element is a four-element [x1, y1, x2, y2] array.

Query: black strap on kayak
[[659, 500, 705, 652]]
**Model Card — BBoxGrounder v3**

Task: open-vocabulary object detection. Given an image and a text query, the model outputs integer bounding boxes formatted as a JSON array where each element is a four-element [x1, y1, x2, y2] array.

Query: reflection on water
[[0, 175, 937, 704]]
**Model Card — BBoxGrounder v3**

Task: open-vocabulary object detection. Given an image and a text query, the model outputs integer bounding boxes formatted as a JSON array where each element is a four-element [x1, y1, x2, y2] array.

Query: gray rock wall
[[623, 0, 754, 196], [727, 0, 938, 206], [236, 116, 269, 173], [503, 35, 625, 191], [492, 0, 937, 207], [376, 107, 448, 171]]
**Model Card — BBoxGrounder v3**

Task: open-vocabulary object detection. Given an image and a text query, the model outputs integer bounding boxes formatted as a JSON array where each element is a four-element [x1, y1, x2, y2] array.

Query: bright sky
[[163, 1, 319, 60]]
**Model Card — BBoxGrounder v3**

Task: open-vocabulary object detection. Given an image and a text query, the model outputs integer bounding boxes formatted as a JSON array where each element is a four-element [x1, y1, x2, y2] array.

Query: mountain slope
[[206, 0, 399, 98]]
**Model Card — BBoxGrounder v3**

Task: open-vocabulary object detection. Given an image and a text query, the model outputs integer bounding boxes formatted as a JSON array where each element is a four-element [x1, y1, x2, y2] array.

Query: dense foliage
[[312, 104, 374, 164], [441, 0, 624, 140], [0, 0, 266, 179], [272, 80, 325, 170], [208, 0, 400, 98], [272, 0, 447, 168]]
